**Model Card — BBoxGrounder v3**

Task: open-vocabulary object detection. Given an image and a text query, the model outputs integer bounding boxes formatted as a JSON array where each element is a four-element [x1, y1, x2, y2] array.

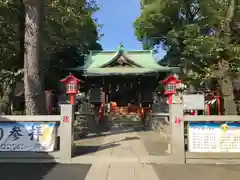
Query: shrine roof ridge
[[66, 44, 180, 75], [89, 49, 154, 54]]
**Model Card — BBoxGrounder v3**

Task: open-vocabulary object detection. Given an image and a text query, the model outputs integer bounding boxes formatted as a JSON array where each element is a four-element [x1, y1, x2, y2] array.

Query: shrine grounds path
[[78, 126, 240, 180], [1, 126, 240, 180]]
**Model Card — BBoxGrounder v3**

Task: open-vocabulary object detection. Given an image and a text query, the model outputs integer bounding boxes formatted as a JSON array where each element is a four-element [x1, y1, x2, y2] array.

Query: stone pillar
[[169, 95, 185, 164], [60, 104, 74, 163]]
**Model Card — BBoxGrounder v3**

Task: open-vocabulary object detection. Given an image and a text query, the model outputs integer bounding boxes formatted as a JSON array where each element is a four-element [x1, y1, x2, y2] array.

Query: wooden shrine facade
[[69, 44, 179, 117]]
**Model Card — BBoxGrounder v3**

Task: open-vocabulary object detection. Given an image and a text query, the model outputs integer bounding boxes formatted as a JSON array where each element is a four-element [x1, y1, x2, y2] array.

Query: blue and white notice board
[[0, 122, 56, 152], [188, 122, 240, 152]]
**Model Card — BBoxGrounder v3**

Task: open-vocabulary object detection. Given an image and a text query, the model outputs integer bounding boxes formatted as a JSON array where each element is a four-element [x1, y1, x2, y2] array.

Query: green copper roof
[[86, 67, 171, 76], [117, 43, 125, 52], [69, 45, 179, 76]]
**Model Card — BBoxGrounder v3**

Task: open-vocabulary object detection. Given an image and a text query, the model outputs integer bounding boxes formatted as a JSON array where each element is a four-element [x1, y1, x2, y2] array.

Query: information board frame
[[183, 94, 205, 110], [188, 122, 240, 153]]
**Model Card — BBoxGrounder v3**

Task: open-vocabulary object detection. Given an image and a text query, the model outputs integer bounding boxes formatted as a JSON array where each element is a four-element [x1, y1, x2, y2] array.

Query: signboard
[[183, 94, 205, 110], [172, 94, 183, 104], [188, 122, 240, 152], [0, 122, 56, 152]]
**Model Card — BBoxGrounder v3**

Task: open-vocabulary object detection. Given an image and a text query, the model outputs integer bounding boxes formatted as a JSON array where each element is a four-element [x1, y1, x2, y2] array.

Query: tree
[[135, 0, 240, 114], [43, 0, 102, 90], [0, 0, 23, 114], [23, 0, 46, 115], [43, 0, 102, 54], [0, 0, 102, 114]]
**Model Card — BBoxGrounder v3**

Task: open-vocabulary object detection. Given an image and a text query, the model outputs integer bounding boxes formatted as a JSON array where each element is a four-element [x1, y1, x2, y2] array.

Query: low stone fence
[[182, 115, 240, 164], [169, 102, 240, 164], [0, 104, 74, 163], [2, 101, 240, 164], [147, 102, 240, 164]]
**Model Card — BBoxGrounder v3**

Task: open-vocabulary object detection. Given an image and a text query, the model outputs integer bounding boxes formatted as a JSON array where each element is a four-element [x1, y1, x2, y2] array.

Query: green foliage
[[43, 0, 103, 89], [0, 0, 102, 90], [0, 0, 20, 71], [136, 0, 240, 114], [44, 0, 102, 53], [0, 0, 22, 97], [135, 0, 240, 85]]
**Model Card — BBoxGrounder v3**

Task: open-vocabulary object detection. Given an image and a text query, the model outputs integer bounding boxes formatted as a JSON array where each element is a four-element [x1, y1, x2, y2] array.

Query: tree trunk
[[23, 0, 46, 115], [217, 0, 237, 115], [219, 76, 237, 115], [218, 60, 237, 114], [0, 83, 13, 115]]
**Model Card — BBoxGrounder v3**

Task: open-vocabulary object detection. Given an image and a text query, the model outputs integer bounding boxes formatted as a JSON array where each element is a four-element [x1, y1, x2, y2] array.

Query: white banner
[[0, 122, 56, 152], [189, 122, 240, 152]]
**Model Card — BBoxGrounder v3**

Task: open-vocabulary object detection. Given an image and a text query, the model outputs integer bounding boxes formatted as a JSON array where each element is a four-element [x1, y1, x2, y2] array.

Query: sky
[[93, 0, 166, 60], [94, 0, 143, 51]]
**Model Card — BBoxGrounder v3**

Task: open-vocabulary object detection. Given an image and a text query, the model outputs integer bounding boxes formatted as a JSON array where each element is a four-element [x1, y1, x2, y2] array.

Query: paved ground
[[0, 163, 91, 180], [154, 164, 240, 180], [2, 126, 240, 180], [79, 126, 151, 158], [85, 163, 159, 180], [74, 125, 168, 157], [138, 130, 169, 156], [75, 134, 106, 156], [82, 126, 160, 180], [2, 163, 240, 180], [75, 126, 240, 180]]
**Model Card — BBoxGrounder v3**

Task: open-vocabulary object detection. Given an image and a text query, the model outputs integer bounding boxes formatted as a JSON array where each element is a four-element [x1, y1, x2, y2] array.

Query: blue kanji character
[[0, 128, 3, 140], [9, 124, 23, 141], [28, 125, 42, 142]]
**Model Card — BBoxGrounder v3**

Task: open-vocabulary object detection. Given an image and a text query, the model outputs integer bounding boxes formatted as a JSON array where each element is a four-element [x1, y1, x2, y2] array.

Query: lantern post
[[161, 76, 181, 104], [60, 73, 83, 105]]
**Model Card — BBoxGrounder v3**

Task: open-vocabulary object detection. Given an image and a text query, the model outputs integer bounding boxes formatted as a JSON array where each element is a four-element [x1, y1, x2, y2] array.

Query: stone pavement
[[1, 127, 240, 180], [83, 127, 159, 180], [80, 127, 240, 180]]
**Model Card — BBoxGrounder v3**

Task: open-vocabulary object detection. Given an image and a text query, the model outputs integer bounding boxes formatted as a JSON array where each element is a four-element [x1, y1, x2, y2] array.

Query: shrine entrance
[[69, 44, 179, 160]]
